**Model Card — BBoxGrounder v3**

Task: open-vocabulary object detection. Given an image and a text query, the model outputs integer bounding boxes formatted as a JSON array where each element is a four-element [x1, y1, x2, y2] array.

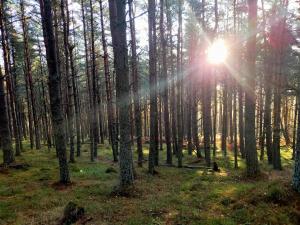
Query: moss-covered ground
[[0, 142, 300, 225]]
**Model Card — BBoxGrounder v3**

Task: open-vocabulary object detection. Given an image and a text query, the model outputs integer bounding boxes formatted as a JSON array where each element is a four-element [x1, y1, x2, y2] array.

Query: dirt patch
[[0, 162, 30, 171], [51, 181, 75, 191]]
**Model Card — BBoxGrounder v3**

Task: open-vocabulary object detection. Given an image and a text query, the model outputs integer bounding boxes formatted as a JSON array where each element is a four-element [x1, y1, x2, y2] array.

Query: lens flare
[[207, 39, 228, 64]]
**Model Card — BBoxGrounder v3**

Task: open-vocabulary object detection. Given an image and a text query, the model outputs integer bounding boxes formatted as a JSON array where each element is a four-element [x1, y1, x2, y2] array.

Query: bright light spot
[[207, 39, 228, 64]]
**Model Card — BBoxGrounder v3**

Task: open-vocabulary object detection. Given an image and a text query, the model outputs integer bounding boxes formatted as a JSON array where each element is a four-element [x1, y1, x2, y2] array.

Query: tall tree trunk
[[160, 0, 172, 164], [293, 97, 298, 159], [238, 85, 245, 158], [203, 68, 212, 166], [222, 75, 228, 157], [213, 74, 217, 158], [166, 0, 178, 157], [69, 17, 81, 158], [292, 89, 300, 192], [128, 0, 143, 166], [245, 0, 259, 176], [261, 0, 272, 164], [80, 0, 93, 158], [61, 0, 75, 163], [108, 0, 135, 187], [10, 40, 23, 153], [0, 67, 14, 165], [89, 0, 98, 161], [233, 83, 238, 168], [21, 0, 41, 150], [148, 0, 159, 174], [258, 75, 264, 160], [38, 41, 52, 149], [0, 1, 14, 164], [39, 0, 70, 184], [2, 15, 20, 156], [100, 0, 118, 162], [177, 0, 183, 168]]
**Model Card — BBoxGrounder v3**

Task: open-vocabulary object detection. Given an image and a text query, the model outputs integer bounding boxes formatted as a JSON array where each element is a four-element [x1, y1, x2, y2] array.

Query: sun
[[207, 39, 228, 64]]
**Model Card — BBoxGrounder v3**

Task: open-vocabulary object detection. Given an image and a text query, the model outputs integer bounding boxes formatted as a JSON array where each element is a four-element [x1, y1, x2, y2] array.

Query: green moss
[[0, 202, 16, 221], [206, 218, 236, 225], [266, 182, 291, 204], [0, 143, 297, 225]]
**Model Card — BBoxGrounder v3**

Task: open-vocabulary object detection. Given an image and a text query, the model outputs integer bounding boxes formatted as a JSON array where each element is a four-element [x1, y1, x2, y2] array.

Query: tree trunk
[[160, 0, 172, 164], [222, 75, 228, 157], [128, 0, 143, 166], [61, 0, 75, 163], [177, 0, 183, 168], [69, 18, 81, 158], [292, 89, 300, 192], [166, 0, 178, 157], [108, 0, 135, 187], [293, 97, 298, 159], [2, 10, 21, 156], [100, 0, 118, 162], [21, 0, 41, 150], [89, 0, 98, 161], [80, 0, 93, 159], [203, 68, 212, 166], [148, 0, 159, 174], [0, 67, 14, 165], [245, 0, 259, 176], [39, 0, 70, 184]]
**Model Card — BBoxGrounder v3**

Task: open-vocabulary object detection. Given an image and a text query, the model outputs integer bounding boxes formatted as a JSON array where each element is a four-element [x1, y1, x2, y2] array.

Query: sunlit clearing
[[207, 39, 228, 64]]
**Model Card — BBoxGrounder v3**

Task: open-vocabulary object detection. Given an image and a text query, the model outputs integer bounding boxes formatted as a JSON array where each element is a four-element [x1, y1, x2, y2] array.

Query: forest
[[1, 0, 300, 224]]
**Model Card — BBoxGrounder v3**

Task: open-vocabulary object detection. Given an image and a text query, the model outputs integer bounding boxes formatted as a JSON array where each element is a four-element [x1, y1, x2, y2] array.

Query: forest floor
[[1, 142, 300, 225]]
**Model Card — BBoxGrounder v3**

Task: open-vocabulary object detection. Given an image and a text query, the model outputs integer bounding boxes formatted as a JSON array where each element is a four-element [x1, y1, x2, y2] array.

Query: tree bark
[[100, 0, 118, 162], [108, 0, 135, 187], [39, 0, 70, 184], [89, 0, 98, 161], [245, 0, 259, 176], [148, 0, 159, 174], [177, 0, 183, 168], [160, 0, 172, 164], [61, 0, 75, 163], [21, 0, 41, 150], [128, 0, 143, 166]]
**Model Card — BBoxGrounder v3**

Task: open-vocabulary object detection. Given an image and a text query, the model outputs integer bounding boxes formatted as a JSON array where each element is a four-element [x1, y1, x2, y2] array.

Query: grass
[[0, 141, 300, 225]]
